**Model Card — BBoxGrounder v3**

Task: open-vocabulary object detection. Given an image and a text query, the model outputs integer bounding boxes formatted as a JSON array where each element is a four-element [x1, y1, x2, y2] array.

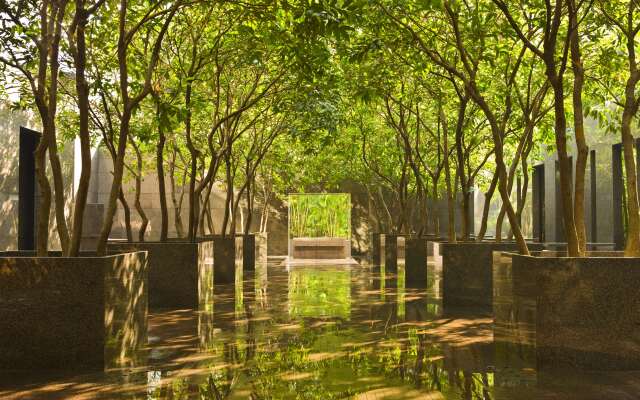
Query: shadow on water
[[2, 259, 640, 399]]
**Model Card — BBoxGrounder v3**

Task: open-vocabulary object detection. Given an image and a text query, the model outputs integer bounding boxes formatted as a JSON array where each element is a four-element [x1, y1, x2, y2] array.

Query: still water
[[1, 260, 639, 399]]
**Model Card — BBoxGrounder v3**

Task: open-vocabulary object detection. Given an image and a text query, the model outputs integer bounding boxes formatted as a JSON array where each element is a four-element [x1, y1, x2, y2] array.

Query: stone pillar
[[18, 127, 40, 251], [213, 236, 241, 285], [370, 232, 381, 265], [405, 237, 427, 288], [242, 234, 255, 271], [612, 143, 624, 250], [384, 234, 398, 272], [532, 164, 545, 242]]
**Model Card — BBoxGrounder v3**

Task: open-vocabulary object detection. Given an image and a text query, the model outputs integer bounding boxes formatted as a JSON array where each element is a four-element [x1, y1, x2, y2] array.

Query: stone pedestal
[[242, 234, 256, 271], [383, 234, 398, 272], [291, 237, 350, 259], [213, 236, 243, 285], [80, 203, 104, 251], [108, 240, 213, 309], [370, 232, 381, 265], [435, 241, 543, 309], [255, 232, 268, 264], [405, 237, 427, 288], [508, 251, 640, 371], [0, 251, 148, 370]]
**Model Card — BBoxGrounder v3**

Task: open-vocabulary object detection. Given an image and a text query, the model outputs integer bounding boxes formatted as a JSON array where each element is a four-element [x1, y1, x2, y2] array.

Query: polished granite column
[[213, 236, 242, 285], [370, 232, 381, 266], [0, 251, 148, 370], [383, 234, 398, 272], [405, 237, 427, 288], [440, 242, 543, 309], [511, 251, 640, 370], [18, 127, 39, 251], [242, 234, 255, 271], [532, 164, 545, 243]]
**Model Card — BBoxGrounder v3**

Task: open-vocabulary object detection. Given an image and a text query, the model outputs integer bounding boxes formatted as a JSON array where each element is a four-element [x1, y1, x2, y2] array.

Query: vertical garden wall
[[288, 194, 351, 239]]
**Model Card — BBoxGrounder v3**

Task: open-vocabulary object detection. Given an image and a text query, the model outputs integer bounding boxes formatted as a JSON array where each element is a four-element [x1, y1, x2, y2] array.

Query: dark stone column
[[214, 236, 238, 285], [384, 234, 398, 272], [612, 143, 624, 250], [588, 150, 597, 242], [405, 237, 427, 288], [370, 232, 381, 265], [18, 127, 40, 251], [242, 234, 256, 271], [532, 164, 545, 242]]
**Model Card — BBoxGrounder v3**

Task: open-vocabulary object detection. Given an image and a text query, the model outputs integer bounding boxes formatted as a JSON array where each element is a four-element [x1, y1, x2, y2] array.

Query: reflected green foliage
[[288, 269, 351, 319], [289, 194, 351, 238]]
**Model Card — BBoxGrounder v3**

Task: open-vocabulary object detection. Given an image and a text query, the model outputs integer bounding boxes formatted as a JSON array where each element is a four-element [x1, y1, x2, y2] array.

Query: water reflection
[[2, 261, 640, 399]]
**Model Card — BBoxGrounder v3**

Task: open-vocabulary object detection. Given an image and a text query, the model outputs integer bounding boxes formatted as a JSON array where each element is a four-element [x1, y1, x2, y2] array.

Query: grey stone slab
[[212, 236, 243, 285], [108, 241, 212, 309], [405, 237, 427, 288], [435, 242, 543, 309], [506, 251, 640, 371], [0, 251, 148, 370]]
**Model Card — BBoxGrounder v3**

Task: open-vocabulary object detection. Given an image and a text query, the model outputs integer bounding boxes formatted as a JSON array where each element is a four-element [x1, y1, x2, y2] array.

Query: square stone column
[[405, 237, 427, 288]]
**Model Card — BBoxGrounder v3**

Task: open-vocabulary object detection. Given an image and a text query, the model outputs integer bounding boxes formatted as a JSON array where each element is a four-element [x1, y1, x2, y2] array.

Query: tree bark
[[441, 109, 456, 243], [569, 0, 588, 255], [477, 172, 498, 241], [153, 92, 169, 241], [68, 0, 92, 256]]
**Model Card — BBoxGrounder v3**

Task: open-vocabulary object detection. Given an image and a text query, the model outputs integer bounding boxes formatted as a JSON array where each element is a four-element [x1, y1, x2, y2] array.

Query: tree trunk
[[131, 139, 148, 242], [184, 81, 199, 241], [118, 189, 133, 242], [622, 88, 640, 256], [154, 93, 169, 242], [454, 98, 470, 240], [477, 172, 498, 241], [96, 111, 131, 254], [549, 76, 580, 256], [441, 111, 456, 243], [35, 139, 51, 255], [169, 149, 185, 238], [68, 1, 91, 256], [569, 0, 588, 255]]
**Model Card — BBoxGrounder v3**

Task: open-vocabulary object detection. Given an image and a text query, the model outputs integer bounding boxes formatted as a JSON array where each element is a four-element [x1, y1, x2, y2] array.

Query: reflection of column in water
[[493, 253, 537, 391]]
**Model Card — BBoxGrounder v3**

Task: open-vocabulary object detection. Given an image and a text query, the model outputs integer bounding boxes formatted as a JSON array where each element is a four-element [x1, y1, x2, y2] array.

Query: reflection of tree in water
[[146, 270, 493, 399]]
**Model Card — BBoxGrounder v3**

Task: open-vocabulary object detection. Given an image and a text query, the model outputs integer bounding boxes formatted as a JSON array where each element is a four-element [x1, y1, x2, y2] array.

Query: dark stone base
[[242, 234, 256, 271], [383, 234, 399, 272], [255, 232, 268, 264], [405, 237, 427, 288], [501, 251, 640, 371], [436, 242, 543, 309], [370, 232, 381, 265], [213, 236, 243, 285], [108, 241, 213, 309], [0, 251, 148, 370]]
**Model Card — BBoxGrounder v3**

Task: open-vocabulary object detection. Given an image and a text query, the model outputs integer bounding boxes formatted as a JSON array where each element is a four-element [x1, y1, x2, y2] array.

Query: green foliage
[[289, 193, 351, 238]]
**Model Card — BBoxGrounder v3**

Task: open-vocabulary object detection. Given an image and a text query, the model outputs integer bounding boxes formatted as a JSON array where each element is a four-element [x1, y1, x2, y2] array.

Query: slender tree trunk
[[622, 87, 640, 256], [46, 0, 70, 254], [477, 172, 498, 241], [169, 149, 185, 238], [131, 139, 148, 241], [454, 98, 470, 240], [35, 139, 51, 255], [97, 111, 131, 254], [441, 110, 456, 243], [548, 76, 580, 256], [153, 93, 169, 241], [118, 189, 133, 242], [569, 0, 588, 254], [68, 0, 91, 256], [185, 81, 199, 241]]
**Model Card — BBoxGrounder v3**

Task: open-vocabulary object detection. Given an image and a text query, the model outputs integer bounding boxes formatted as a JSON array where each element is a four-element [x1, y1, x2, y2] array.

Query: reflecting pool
[[1, 260, 639, 399]]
